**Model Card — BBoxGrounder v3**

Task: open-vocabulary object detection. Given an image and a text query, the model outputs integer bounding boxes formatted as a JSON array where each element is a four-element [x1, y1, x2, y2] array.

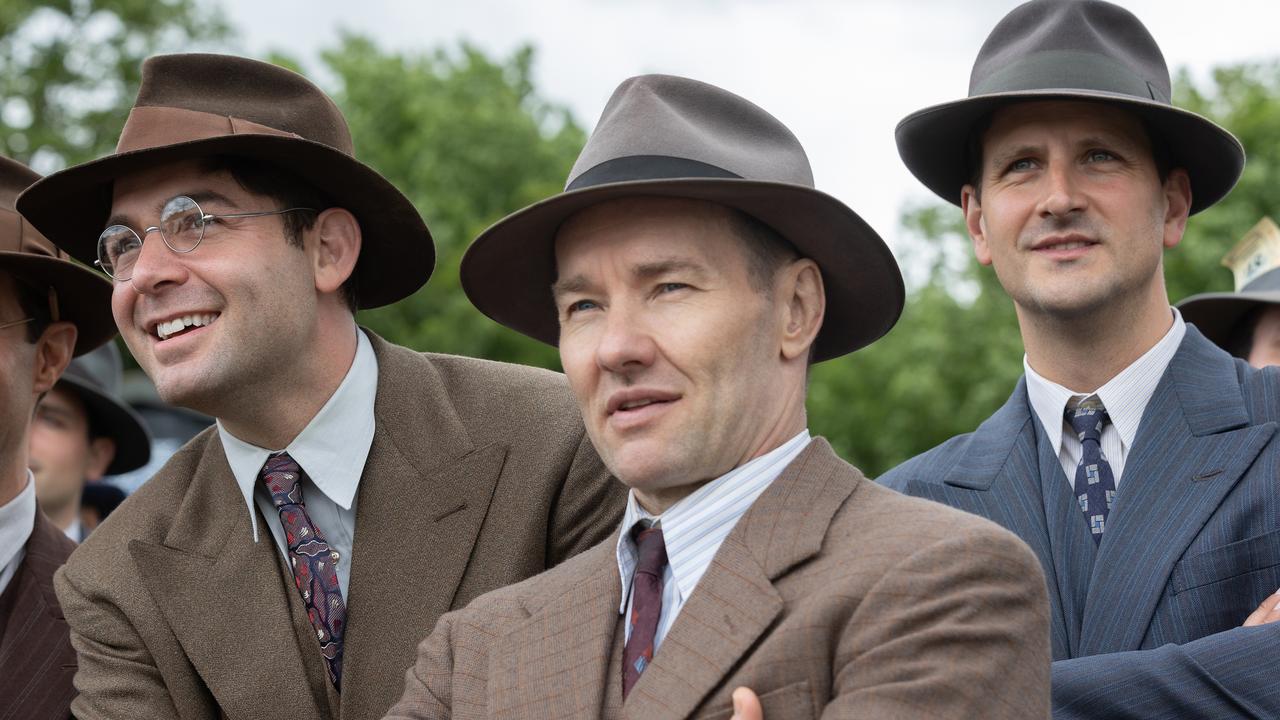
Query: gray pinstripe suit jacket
[[387, 438, 1051, 720], [880, 326, 1280, 719]]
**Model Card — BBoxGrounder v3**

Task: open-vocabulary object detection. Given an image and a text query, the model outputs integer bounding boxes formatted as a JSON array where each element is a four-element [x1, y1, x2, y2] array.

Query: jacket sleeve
[[1052, 624, 1280, 719], [546, 427, 625, 566], [383, 612, 457, 720], [822, 523, 1052, 719], [53, 565, 185, 720]]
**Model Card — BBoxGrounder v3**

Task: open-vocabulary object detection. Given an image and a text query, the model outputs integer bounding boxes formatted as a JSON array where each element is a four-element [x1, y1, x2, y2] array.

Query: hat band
[[971, 50, 1168, 104], [0, 207, 57, 257], [116, 106, 302, 154], [566, 155, 741, 192]]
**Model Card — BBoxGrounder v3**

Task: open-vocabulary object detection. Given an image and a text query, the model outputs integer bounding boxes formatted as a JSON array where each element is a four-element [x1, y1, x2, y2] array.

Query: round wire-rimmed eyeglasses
[[0, 317, 33, 331], [96, 195, 316, 281]]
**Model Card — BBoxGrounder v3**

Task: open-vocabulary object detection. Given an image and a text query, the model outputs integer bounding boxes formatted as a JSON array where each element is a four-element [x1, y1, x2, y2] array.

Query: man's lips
[[145, 312, 220, 340], [1029, 234, 1099, 259], [605, 388, 681, 416]]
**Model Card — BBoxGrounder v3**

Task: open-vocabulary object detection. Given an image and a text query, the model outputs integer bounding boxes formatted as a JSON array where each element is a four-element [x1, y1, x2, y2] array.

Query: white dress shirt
[[1025, 308, 1185, 487], [616, 430, 811, 649], [0, 470, 36, 596], [218, 326, 377, 598]]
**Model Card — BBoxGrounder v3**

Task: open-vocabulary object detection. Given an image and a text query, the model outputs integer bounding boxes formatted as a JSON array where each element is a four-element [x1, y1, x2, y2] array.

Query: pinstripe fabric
[[616, 430, 809, 650], [881, 326, 1280, 718], [387, 438, 1052, 720], [0, 507, 77, 720]]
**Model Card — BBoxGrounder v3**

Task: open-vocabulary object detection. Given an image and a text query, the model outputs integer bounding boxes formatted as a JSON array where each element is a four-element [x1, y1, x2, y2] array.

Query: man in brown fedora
[[1180, 217, 1280, 367], [385, 73, 1051, 720], [16, 53, 623, 720], [0, 154, 116, 719], [30, 341, 152, 542], [881, 0, 1280, 717]]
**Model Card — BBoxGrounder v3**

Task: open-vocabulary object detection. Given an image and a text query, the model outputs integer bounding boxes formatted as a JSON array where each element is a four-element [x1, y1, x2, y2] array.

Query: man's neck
[[1019, 293, 1173, 392], [0, 458, 29, 508]]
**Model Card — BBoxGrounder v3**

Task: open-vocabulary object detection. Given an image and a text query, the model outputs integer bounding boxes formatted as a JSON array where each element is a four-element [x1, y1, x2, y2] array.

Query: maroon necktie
[[259, 453, 346, 691], [622, 522, 667, 699]]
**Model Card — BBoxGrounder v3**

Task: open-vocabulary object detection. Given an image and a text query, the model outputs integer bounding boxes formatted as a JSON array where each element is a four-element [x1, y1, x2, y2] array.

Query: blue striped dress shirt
[[616, 430, 811, 649]]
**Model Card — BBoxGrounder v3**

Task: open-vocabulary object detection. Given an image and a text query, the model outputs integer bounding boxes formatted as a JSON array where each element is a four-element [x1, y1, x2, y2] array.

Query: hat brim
[[461, 178, 905, 362], [56, 372, 152, 474], [16, 134, 434, 309], [896, 89, 1245, 215], [0, 252, 115, 355], [1178, 289, 1280, 351]]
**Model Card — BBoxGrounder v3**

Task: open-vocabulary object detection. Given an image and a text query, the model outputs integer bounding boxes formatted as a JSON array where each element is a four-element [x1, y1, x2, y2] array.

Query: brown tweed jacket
[[387, 439, 1052, 720], [54, 335, 625, 720], [0, 507, 77, 720]]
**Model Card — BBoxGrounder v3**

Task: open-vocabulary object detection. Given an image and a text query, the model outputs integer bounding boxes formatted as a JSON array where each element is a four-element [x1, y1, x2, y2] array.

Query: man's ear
[[85, 437, 117, 481], [777, 258, 824, 362], [1161, 168, 1192, 250], [32, 321, 76, 394], [310, 208, 362, 295], [962, 184, 993, 266]]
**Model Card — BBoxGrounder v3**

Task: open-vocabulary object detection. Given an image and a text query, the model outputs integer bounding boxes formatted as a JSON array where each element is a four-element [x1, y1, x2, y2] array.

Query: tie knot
[[630, 521, 667, 577], [1066, 398, 1108, 443], [260, 452, 305, 509]]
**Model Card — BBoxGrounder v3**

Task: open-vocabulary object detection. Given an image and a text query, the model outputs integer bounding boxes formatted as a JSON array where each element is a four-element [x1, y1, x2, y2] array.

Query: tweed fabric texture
[[53, 333, 625, 720], [386, 439, 1051, 719], [881, 326, 1280, 717]]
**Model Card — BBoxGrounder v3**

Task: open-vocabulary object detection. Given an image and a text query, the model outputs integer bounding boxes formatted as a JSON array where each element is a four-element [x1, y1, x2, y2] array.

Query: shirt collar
[[616, 430, 811, 613], [1024, 308, 1185, 455], [218, 326, 378, 541], [0, 470, 37, 571]]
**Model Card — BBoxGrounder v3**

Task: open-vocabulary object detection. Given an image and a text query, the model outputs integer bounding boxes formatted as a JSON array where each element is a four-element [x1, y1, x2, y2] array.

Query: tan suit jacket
[[0, 507, 77, 720], [387, 439, 1052, 719], [54, 335, 625, 720]]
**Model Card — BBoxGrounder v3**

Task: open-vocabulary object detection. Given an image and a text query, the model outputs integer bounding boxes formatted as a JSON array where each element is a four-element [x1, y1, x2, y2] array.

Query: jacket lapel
[[489, 539, 623, 718], [1080, 328, 1276, 654], [622, 439, 850, 719], [340, 338, 507, 719], [931, 382, 1072, 655], [129, 434, 327, 719]]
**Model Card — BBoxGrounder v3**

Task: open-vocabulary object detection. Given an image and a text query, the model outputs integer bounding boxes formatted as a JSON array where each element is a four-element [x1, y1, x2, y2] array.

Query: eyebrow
[[551, 258, 709, 300], [105, 190, 240, 229]]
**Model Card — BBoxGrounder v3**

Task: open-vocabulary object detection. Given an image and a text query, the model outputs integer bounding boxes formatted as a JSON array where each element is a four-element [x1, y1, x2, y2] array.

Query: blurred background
[[3, 0, 1277, 478]]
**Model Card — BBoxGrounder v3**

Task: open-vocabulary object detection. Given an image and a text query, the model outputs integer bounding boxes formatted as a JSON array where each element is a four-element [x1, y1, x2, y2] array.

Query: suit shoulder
[[1237, 360, 1280, 422], [390, 346, 580, 424], [876, 430, 978, 490]]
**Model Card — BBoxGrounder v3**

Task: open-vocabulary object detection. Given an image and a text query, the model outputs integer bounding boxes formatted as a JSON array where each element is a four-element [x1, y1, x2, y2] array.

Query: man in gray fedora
[[29, 341, 151, 542], [15, 53, 623, 720], [0, 154, 116, 719], [386, 73, 1050, 720], [881, 1, 1280, 717], [1180, 217, 1280, 367]]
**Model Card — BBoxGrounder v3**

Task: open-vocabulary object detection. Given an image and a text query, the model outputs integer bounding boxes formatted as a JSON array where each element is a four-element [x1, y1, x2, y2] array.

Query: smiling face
[[107, 159, 323, 419], [554, 197, 813, 512], [962, 101, 1190, 322]]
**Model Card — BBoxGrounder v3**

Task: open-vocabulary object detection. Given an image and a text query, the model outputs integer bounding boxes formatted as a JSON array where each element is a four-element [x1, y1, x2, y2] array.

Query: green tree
[[818, 61, 1280, 477], [0, 0, 229, 170]]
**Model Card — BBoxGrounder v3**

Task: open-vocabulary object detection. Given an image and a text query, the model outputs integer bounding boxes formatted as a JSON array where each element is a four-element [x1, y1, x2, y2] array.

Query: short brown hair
[[726, 209, 800, 293]]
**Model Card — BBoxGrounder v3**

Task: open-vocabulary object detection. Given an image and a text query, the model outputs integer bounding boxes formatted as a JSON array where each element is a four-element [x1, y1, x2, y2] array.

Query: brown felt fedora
[[0, 155, 114, 356], [16, 53, 433, 309], [461, 74, 904, 362], [896, 0, 1243, 215], [1179, 217, 1280, 356], [57, 342, 152, 474]]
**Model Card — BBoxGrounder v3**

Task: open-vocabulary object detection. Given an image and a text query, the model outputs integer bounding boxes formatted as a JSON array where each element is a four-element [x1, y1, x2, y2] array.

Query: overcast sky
[[219, 0, 1279, 257]]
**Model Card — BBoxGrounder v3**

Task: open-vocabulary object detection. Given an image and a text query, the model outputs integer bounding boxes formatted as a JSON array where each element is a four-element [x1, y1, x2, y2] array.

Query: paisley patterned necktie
[[259, 452, 346, 690], [1067, 398, 1117, 545], [622, 521, 667, 700]]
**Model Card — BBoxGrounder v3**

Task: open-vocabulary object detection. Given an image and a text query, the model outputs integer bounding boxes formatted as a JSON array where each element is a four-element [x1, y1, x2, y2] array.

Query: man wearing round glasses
[[0, 154, 117, 719], [16, 54, 622, 720]]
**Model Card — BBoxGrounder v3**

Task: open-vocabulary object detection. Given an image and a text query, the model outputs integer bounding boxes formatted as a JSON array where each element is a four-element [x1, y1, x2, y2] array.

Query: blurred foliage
[[0, 0, 229, 171], [824, 61, 1280, 476], [3, 2, 1278, 477]]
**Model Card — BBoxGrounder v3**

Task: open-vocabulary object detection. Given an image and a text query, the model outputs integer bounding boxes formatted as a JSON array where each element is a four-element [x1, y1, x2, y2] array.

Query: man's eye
[[1086, 150, 1116, 163], [1008, 158, 1035, 172], [566, 299, 599, 315], [657, 282, 688, 294]]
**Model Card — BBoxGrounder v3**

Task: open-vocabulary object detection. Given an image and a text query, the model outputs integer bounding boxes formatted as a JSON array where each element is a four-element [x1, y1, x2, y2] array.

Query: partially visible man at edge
[[0, 154, 116, 719], [16, 53, 623, 720], [881, 1, 1280, 717], [385, 73, 1050, 720]]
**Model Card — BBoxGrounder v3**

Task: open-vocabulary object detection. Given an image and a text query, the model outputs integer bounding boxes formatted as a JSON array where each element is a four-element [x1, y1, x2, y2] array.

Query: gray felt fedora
[[461, 74, 904, 362], [896, 0, 1243, 215], [57, 342, 152, 474], [1179, 217, 1280, 355]]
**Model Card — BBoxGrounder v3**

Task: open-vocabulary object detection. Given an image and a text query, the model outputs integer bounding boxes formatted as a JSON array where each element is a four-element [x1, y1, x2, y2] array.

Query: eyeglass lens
[[97, 195, 206, 280]]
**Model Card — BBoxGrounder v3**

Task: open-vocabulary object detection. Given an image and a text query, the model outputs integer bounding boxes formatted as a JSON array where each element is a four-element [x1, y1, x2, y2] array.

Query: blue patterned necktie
[[259, 453, 346, 690], [1067, 399, 1117, 544]]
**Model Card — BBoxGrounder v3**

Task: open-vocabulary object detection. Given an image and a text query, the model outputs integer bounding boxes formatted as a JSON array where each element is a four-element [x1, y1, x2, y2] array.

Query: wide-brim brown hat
[[896, 0, 1243, 215], [0, 155, 114, 356], [57, 342, 151, 474], [461, 74, 904, 362], [16, 53, 433, 309]]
